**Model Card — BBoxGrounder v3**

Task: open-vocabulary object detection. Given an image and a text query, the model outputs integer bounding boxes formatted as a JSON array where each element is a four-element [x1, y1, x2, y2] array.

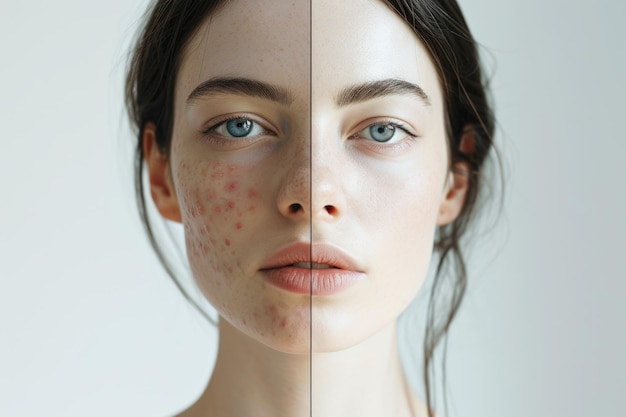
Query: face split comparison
[[145, 0, 467, 356]]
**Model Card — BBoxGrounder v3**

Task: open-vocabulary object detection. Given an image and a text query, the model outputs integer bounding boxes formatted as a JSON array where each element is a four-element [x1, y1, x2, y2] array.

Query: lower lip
[[260, 267, 364, 296]]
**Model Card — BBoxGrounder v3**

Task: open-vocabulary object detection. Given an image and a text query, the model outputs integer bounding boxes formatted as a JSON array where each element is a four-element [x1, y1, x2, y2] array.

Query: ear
[[436, 126, 474, 226], [143, 123, 182, 223]]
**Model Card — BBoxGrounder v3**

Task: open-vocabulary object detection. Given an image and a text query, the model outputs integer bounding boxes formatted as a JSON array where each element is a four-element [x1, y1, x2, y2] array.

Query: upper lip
[[260, 241, 363, 272]]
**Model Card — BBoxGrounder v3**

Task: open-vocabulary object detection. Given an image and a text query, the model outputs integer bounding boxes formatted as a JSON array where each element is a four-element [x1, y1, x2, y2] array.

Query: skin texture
[[144, 0, 467, 415]]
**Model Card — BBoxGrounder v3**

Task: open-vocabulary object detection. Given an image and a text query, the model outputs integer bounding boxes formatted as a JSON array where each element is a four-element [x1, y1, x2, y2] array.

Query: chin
[[254, 323, 313, 355], [308, 309, 398, 354]]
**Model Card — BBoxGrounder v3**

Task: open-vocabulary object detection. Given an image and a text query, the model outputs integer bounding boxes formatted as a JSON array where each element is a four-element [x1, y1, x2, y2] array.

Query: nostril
[[288, 203, 303, 214], [324, 205, 337, 215]]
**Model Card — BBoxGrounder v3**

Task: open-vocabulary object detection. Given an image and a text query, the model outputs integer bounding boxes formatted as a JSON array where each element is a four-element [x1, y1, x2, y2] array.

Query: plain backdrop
[[1, 0, 624, 416]]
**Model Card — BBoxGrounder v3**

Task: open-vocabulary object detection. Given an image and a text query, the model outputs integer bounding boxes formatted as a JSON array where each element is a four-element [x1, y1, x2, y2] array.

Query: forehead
[[312, 0, 442, 107], [176, 0, 441, 108], [176, 0, 310, 104]]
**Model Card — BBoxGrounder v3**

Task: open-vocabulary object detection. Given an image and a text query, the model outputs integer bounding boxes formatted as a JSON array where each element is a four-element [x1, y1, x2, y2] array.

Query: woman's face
[[154, 0, 459, 353]]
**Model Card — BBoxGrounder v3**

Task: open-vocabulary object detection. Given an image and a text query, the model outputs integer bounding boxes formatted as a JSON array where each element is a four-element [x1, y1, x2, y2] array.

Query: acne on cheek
[[178, 160, 260, 275]]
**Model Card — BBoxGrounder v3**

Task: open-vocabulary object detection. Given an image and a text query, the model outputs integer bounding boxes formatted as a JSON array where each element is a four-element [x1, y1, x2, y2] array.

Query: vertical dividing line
[[308, 1, 313, 417]]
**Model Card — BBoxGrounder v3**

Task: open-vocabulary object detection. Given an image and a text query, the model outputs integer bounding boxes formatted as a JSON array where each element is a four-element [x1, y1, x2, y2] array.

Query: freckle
[[243, 319, 247, 325], [235, 222, 243, 230], [227, 266, 233, 273], [272, 330, 276, 336], [225, 181, 239, 192], [225, 239, 231, 246]]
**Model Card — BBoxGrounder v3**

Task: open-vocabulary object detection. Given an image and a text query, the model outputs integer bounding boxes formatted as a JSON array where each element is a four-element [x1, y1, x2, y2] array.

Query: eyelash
[[199, 116, 418, 149], [349, 120, 419, 146], [200, 114, 275, 144]]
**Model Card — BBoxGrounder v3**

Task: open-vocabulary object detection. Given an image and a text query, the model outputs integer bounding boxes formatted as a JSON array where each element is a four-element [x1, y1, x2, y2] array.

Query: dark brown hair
[[125, 1, 497, 416]]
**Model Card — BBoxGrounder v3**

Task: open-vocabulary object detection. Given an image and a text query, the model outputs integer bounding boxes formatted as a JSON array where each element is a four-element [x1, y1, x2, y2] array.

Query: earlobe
[[143, 123, 182, 223], [436, 163, 470, 226], [436, 126, 475, 226]]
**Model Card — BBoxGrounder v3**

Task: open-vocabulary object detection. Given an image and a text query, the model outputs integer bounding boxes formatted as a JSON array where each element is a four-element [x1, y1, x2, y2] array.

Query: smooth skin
[[144, 0, 468, 415]]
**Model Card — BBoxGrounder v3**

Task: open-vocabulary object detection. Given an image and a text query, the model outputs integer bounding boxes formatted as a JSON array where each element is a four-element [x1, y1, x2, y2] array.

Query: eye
[[355, 122, 417, 143], [210, 117, 265, 138]]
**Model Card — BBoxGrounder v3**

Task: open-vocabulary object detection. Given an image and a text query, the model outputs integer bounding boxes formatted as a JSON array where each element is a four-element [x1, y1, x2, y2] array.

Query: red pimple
[[247, 188, 258, 199], [226, 201, 235, 210], [227, 164, 236, 173], [235, 222, 243, 230], [248, 205, 256, 212], [280, 318, 287, 328], [214, 206, 222, 214], [225, 181, 239, 192], [225, 239, 231, 247]]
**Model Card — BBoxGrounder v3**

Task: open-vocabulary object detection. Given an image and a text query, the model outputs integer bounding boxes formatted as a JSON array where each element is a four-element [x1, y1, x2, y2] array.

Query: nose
[[276, 136, 344, 223]]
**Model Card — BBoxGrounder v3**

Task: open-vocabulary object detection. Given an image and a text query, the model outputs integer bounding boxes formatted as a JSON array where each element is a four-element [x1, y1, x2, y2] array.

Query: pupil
[[370, 124, 395, 142], [226, 119, 253, 137]]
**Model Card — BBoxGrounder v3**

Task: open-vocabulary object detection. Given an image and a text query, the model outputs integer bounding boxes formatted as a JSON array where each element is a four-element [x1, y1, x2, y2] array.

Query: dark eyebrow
[[187, 77, 295, 106], [335, 78, 431, 107]]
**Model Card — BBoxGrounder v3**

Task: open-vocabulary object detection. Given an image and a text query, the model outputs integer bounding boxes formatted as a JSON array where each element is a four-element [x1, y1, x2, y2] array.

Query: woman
[[125, 0, 495, 415]]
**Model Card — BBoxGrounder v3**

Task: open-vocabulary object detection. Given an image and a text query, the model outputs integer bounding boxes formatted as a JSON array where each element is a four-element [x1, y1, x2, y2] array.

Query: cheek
[[367, 160, 446, 292], [174, 160, 261, 279]]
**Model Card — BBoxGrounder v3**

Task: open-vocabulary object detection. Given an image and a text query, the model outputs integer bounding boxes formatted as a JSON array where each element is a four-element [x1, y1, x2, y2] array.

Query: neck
[[189, 318, 418, 417]]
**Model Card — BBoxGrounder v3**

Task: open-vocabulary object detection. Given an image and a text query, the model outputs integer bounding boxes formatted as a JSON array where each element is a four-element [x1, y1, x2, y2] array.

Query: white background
[[1, 0, 624, 416]]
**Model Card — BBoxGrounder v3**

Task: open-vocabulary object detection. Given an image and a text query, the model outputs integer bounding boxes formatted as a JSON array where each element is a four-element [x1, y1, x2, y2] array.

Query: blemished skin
[[144, 0, 468, 416]]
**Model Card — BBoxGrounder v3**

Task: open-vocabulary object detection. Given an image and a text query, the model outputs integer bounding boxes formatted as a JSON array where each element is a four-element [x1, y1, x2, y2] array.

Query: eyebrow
[[335, 78, 431, 107], [187, 77, 295, 106]]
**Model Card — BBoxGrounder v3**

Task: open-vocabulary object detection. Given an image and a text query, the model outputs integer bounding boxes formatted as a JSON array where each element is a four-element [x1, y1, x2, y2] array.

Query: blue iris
[[226, 118, 253, 137], [369, 124, 395, 142]]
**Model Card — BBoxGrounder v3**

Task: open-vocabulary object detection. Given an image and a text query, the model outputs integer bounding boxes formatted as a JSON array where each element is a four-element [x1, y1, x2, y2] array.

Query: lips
[[291, 262, 335, 269], [260, 241, 363, 271], [259, 242, 365, 295]]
